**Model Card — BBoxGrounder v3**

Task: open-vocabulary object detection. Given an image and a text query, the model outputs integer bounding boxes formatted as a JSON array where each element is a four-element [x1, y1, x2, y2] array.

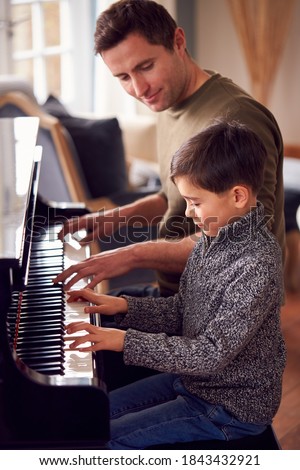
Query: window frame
[[2, 0, 94, 111]]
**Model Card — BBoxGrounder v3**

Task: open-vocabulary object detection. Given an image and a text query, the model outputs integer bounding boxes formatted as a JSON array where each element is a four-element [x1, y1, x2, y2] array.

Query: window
[[0, 0, 93, 111], [10, 0, 73, 103]]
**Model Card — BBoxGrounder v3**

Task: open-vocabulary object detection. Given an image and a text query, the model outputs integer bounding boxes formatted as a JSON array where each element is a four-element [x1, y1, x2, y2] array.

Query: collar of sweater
[[201, 202, 266, 247]]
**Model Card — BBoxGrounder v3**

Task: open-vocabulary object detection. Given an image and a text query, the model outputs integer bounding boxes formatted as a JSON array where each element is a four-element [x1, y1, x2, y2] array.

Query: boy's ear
[[232, 185, 249, 207]]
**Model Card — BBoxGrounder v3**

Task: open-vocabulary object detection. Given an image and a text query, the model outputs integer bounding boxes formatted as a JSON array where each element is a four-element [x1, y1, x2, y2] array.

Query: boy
[[65, 120, 286, 450]]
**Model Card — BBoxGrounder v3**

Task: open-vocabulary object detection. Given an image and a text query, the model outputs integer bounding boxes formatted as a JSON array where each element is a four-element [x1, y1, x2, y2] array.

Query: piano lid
[[0, 117, 39, 264]]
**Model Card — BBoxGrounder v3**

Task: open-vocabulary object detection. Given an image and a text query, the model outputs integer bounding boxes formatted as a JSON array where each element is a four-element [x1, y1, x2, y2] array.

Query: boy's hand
[[66, 288, 128, 315], [65, 322, 126, 352]]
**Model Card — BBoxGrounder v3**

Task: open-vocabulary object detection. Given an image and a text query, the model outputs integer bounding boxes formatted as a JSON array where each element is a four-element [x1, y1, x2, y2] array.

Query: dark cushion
[[41, 93, 71, 118], [42, 95, 127, 199]]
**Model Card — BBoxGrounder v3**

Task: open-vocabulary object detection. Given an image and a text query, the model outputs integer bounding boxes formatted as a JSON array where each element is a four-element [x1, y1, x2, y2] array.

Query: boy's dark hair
[[170, 119, 267, 195], [94, 0, 177, 55]]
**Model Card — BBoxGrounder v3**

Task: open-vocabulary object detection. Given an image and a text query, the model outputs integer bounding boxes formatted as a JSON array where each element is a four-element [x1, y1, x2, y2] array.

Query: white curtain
[[93, 0, 177, 117]]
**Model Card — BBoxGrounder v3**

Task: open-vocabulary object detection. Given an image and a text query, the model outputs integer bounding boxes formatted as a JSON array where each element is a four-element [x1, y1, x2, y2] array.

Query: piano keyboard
[[7, 224, 98, 378]]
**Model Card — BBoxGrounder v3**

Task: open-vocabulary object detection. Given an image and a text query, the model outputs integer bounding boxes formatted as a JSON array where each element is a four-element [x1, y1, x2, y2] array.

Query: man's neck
[[187, 61, 211, 97]]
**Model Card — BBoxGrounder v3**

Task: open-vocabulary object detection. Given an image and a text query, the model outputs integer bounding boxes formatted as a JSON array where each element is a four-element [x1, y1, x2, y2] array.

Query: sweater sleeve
[[115, 259, 189, 334], [122, 251, 283, 375], [115, 291, 183, 335]]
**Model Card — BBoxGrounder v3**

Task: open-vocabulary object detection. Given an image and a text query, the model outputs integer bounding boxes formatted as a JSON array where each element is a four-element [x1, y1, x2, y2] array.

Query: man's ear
[[232, 185, 249, 208], [174, 27, 186, 53]]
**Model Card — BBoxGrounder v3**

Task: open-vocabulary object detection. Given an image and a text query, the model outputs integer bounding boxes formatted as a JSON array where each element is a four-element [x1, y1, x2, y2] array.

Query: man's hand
[[58, 209, 126, 244], [53, 245, 136, 290], [57, 193, 167, 245], [54, 234, 198, 291], [65, 322, 126, 352], [53, 193, 170, 290]]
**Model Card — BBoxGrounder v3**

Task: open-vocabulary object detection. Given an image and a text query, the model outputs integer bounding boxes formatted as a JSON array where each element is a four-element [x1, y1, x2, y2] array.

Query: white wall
[[196, 0, 300, 146]]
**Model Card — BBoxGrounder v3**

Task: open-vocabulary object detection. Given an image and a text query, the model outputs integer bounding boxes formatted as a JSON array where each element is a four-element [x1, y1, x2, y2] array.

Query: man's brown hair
[[94, 0, 177, 55]]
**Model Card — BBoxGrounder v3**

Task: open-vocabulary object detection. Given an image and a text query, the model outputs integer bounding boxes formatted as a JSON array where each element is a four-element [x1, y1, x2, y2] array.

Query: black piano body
[[0, 117, 109, 449]]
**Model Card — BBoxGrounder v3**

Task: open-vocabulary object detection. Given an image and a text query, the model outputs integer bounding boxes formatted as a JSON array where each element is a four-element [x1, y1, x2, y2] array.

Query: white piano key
[[62, 234, 99, 378]]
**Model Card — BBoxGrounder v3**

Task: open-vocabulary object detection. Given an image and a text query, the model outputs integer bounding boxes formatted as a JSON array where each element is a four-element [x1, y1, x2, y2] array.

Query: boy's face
[[176, 176, 241, 237], [101, 31, 188, 112]]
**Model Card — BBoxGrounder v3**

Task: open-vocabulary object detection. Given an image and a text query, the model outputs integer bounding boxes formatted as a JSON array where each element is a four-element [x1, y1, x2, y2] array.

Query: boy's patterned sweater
[[116, 203, 286, 423]]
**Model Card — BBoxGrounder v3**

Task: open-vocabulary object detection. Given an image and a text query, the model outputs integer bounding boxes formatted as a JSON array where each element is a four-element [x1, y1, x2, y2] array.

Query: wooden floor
[[273, 287, 300, 449]]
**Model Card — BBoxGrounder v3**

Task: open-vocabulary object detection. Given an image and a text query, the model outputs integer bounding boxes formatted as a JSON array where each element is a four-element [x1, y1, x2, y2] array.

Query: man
[[54, 0, 285, 298]]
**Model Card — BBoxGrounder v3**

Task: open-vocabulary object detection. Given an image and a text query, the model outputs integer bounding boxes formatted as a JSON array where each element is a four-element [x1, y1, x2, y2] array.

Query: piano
[[0, 117, 109, 449]]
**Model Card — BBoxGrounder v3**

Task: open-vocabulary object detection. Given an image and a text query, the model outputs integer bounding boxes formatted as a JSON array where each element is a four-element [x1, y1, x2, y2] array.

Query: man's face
[[101, 31, 188, 112]]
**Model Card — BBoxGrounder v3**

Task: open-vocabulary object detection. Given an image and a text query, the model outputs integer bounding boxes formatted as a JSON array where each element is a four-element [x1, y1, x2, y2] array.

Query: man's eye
[[141, 63, 154, 71]]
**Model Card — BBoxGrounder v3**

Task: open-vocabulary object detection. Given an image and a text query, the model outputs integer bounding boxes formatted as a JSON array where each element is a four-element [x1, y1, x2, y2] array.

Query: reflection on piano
[[0, 117, 109, 449]]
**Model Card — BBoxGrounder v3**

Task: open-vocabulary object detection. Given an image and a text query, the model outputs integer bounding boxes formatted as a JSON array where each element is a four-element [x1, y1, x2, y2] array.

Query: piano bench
[[146, 425, 281, 450]]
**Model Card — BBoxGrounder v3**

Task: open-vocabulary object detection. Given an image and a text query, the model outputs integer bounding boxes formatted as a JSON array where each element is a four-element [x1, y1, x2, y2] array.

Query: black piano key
[[8, 311, 64, 321], [15, 324, 64, 334], [12, 286, 63, 297], [27, 279, 61, 287], [29, 265, 63, 273], [31, 241, 62, 250], [18, 319, 64, 328], [16, 343, 64, 354], [15, 299, 64, 308], [17, 347, 63, 357], [28, 268, 63, 276], [30, 260, 62, 266], [6, 220, 94, 378], [19, 354, 63, 364], [15, 337, 64, 346], [11, 291, 63, 300], [16, 327, 64, 338], [19, 345, 64, 366], [33, 365, 64, 375], [24, 291, 63, 297], [30, 249, 63, 257], [17, 299, 64, 308]]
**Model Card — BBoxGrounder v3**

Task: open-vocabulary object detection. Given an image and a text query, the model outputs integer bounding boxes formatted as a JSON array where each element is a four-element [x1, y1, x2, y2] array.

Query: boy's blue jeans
[[108, 373, 267, 450]]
